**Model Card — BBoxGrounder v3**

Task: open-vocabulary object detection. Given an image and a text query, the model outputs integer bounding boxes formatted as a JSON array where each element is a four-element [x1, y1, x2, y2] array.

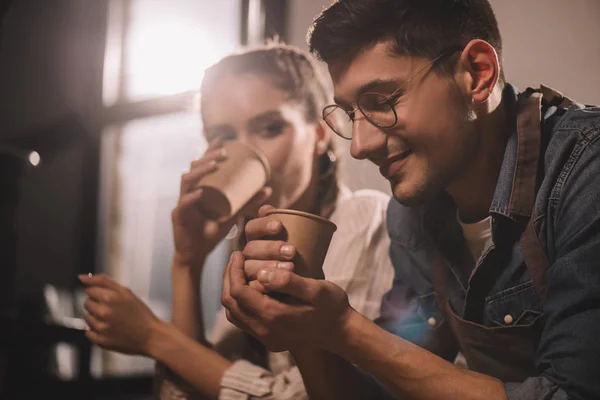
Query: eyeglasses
[[322, 46, 463, 139]]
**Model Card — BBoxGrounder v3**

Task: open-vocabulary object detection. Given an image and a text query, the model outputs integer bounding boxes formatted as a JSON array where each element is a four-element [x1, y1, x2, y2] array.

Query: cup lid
[[265, 208, 337, 232]]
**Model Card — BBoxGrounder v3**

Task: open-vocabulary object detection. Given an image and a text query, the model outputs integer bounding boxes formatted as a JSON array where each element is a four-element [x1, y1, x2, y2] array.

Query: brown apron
[[445, 87, 573, 382]]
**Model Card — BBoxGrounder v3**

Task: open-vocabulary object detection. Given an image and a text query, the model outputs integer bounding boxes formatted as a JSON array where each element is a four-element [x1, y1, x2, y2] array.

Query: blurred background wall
[[1, 0, 598, 397]]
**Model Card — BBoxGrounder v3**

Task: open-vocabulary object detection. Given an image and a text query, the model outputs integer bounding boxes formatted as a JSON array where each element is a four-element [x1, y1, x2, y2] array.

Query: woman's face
[[202, 73, 326, 210]]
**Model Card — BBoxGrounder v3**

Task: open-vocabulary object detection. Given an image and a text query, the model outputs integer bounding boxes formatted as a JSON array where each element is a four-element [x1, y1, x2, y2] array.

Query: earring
[[326, 149, 336, 163]]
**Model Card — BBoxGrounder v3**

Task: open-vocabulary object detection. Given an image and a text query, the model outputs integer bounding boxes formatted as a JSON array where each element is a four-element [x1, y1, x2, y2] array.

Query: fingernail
[[267, 220, 280, 232], [280, 244, 294, 257], [209, 160, 218, 168], [277, 262, 293, 270], [220, 148, 227, 158], [258, 269, 274, 283]]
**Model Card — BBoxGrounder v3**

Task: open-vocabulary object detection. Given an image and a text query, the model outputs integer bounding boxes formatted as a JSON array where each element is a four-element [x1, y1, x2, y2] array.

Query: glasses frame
[[323, 46, 464, 139]]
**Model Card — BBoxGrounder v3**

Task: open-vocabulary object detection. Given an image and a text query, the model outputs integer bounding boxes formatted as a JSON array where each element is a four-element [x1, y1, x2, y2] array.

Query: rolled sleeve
[[155, 359, 309, 400], [219, 360, 307, 400]]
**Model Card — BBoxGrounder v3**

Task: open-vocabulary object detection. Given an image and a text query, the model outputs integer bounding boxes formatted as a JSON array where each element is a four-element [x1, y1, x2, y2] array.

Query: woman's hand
[[78, 274, 162, 355], [172, 139, 271, 269]]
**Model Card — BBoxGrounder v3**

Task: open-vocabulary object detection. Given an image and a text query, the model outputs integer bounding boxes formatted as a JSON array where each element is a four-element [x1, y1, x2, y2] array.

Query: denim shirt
[[379, 84, 600, 400]]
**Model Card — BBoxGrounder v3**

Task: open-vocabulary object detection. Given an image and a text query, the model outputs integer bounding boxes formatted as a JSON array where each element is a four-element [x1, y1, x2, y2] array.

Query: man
[[221, 1, 600, 399]]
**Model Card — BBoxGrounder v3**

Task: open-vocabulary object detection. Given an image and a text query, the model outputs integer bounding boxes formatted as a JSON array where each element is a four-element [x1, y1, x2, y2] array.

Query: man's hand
[[79, 274, 161, 356], [221, 248, 354, 352]]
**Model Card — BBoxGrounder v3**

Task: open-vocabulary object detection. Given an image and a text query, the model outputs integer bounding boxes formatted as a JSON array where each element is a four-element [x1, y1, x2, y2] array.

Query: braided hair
[[201, 42, 341, 223]]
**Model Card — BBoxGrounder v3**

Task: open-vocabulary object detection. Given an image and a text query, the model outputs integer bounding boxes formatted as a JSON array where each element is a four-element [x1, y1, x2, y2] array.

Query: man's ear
[[457, 39, 500, 103]]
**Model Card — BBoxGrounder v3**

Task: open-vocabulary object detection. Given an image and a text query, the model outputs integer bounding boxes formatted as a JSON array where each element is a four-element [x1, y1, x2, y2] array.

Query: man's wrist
[[330, 308, 367, 360]]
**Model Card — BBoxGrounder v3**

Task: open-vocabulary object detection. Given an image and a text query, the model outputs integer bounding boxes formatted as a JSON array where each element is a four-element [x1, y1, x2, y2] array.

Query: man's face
[[329, 42, 480, 206]]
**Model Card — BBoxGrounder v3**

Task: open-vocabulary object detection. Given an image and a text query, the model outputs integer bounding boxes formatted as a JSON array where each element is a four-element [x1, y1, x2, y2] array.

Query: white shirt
[[458, 215, 492, 263]]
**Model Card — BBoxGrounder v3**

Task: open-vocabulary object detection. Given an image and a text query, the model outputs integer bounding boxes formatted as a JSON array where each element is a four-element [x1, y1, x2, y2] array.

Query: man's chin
[[389, 179, 436, 207]]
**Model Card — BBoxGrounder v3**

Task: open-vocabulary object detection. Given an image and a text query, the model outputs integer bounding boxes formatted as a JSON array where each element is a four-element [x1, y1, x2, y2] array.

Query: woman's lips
[[379, 150, 412, 179]]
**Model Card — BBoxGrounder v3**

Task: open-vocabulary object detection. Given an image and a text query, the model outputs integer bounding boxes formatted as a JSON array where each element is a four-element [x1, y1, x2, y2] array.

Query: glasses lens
[[323, 105, 353, 139], [358, 93, 397, 128]]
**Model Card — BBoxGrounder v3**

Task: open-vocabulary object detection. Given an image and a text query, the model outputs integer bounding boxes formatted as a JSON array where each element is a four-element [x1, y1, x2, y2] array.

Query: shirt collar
[[489, 83, 542, 223]]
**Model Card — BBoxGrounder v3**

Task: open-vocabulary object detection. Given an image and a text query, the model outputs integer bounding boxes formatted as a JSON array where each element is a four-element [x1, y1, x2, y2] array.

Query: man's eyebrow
[[357, 78, 404, 95], [334, 78, 405, 108]]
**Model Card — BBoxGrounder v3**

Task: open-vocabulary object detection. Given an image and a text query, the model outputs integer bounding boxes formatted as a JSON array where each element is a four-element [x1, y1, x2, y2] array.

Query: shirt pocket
[[484, 280, 544, 327], [416, 292, 445, 329]]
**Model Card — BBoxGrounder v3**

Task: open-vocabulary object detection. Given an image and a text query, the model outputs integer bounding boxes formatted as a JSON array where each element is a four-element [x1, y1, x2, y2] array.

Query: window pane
[[99, 112, 231, 375], [124, 0, 240, 100]]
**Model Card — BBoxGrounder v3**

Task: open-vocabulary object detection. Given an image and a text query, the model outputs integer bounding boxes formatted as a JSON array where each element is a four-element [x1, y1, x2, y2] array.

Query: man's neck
[[447, 87, 509, 224]]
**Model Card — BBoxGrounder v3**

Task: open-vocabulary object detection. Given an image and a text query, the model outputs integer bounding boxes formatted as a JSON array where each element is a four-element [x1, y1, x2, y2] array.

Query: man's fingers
[[220, 255, 233, 308], [256, 268, 321, 304], [221, 253, 264, 330], [244, 260, 294, 280], [78, 274, 121, 291], [242, 240, 296, 261], [228, 252, 269, 315], [225, 308, 256, 334], [258, 204, 276, 218], [248, 279, 269, 294], [228, 251, 249, 293], [244, 215, 283, 241]]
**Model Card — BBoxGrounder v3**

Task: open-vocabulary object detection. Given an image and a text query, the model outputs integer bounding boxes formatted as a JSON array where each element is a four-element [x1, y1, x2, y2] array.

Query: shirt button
[[427, 317, 437, 327], [504, 314, 514, 325]]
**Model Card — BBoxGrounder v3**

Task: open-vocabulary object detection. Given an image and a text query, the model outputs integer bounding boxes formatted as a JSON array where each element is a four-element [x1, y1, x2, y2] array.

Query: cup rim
[[265, 208, 337, 232]]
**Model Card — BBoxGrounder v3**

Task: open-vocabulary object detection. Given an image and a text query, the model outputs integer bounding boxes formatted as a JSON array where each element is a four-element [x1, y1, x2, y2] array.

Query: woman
[[79, 43, 394, 400]]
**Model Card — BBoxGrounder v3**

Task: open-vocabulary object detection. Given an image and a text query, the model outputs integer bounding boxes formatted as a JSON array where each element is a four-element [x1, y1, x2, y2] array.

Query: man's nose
[[349, 111, 387, 160]]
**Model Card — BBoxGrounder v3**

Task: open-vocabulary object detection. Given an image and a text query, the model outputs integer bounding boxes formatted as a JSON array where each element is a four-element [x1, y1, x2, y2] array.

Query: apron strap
[[514, 91, 550, 299]]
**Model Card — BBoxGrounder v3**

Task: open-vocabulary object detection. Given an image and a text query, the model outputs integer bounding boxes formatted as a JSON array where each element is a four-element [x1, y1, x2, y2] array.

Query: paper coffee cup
[[195, 141, 270, 220], [264, 209, 337, 279]]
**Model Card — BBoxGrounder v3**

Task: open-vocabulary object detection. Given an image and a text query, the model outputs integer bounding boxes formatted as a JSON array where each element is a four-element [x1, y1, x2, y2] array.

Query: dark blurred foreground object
[[0, 114, 152, 398], [0, 0, 12, 21]]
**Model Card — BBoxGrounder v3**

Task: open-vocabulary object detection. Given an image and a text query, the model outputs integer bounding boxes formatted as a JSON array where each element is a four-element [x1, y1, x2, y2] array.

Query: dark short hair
[[308, 0, 503, 81], [200, 41, 331, 124]]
